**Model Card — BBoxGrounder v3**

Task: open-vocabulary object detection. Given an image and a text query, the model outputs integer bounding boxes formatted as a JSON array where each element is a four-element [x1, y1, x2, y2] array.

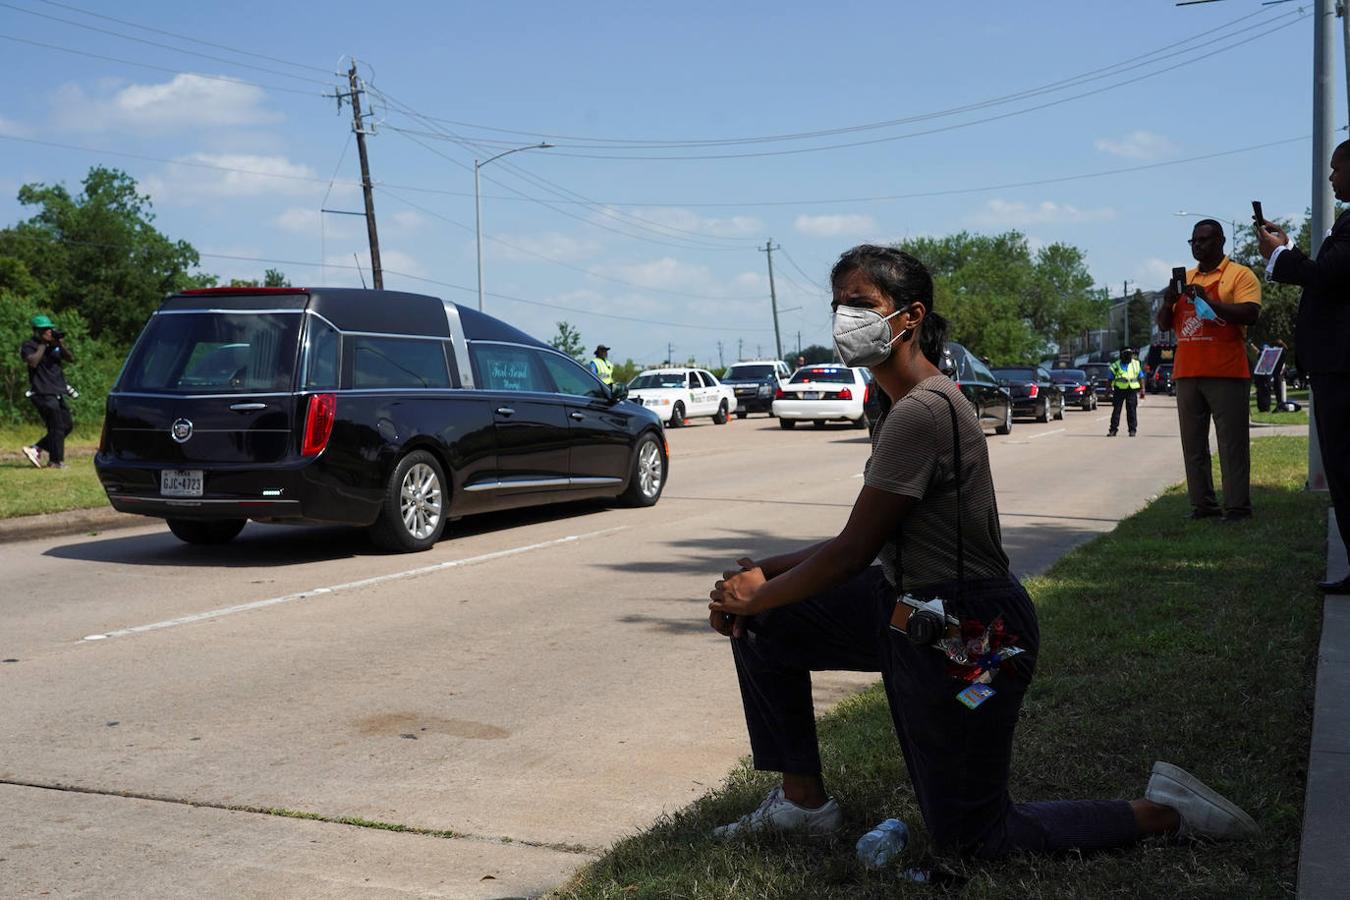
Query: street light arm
[[476, 142, 553, 169]]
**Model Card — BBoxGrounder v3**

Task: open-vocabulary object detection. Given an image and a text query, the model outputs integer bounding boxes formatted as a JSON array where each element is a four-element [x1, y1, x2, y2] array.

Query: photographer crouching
[[18, 314, 77, 470]]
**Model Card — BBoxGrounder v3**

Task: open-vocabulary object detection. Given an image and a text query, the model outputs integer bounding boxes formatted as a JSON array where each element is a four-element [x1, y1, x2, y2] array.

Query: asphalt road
[[2, 395, 1200, 898]]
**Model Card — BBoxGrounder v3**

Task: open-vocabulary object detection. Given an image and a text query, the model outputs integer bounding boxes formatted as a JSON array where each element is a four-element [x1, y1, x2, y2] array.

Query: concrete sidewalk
[[1298, 511, 1350, 899]]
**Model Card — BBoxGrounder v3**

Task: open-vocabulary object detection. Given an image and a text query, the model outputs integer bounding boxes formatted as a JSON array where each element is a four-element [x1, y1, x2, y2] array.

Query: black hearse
[[95, 288, 669, 552]]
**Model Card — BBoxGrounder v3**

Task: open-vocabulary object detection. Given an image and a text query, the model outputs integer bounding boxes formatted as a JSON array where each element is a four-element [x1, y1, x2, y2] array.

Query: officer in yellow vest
[[1108, 348, 1143, 437], [588, 344, 614, 386]]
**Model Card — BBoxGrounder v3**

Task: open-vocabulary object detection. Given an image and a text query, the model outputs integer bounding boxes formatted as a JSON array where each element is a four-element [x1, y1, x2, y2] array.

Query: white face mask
[[832, 306, 911, 367]]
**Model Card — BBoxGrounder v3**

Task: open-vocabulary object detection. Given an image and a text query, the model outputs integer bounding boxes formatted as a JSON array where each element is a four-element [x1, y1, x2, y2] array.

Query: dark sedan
[[944, 343, 1014, 435], [1050, 368, 1099, 411], [96, 287, 669, 552], [1080, 363, 1114, 403], [1148, 363, 1175, 395], [991, 365, 1065, 422]]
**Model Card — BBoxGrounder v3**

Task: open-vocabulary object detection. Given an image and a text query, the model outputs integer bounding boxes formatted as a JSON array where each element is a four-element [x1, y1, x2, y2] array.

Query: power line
[[375, 185, 765, 303], [0, 33, 323, 96], [454, 12, 1307, 161], [777, 247, 830, 293], [31, 0, 334, 74], [370, 6, 1290, 153], [0, 1, 332, 86]]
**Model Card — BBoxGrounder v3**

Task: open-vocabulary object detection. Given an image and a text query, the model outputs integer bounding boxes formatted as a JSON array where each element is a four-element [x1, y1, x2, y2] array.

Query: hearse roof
[[160, 287, 548, 348]]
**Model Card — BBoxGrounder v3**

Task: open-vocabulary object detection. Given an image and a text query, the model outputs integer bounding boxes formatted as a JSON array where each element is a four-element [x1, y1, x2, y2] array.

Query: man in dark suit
[[1258, 139, 1350, 592]]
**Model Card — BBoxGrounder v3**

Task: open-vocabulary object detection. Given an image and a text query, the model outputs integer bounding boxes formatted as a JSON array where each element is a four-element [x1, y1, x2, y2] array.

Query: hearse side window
[[303, 317, 340, 391], [540, 352, 607, 399], [470, 344, 551, 393], [351, 336, 451, 389], [119, 312, 301, 394]]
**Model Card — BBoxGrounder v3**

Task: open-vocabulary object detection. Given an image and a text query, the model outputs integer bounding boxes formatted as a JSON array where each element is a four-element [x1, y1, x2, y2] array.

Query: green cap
[[31, 314, 55, 330]]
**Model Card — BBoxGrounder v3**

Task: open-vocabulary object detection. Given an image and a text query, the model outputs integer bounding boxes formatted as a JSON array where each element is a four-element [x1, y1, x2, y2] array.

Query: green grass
[[1251, 389, 1309, 426], [560, 436, 1323, 899], [0, 421, 102, 456], [0, 455, 108, 517]]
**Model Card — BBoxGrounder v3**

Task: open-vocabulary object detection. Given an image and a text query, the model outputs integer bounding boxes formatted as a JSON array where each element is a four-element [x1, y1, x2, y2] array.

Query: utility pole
[[667, 342, 674, 366], [345, 61, 382, 289], [1122, 280, 1133, 350], [737, 338, 743, 361], [760, 240, 784, 361], [1314, 0, 1337, 259], [796, 331, 801, 356], [716, 340, 724, 369], [1342, 2, 1350, 128]]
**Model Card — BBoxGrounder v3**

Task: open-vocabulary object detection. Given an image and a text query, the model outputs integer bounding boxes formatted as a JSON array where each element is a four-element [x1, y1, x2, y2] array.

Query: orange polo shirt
[[1171, 257, 1261, 379]]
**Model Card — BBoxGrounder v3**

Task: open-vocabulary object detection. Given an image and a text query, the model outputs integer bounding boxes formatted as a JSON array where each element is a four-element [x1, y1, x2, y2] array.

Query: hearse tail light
[[301, 393, 337, 456], [838, 388, 853, 401]]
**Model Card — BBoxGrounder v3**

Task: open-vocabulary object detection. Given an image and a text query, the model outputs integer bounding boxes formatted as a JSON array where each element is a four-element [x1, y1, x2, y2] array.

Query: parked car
[[1148, 363, 1175, 395], [95, 287, 669, 552], [773, 365, 869, 429], [942, 343, 1014, 435], [1050, 368, 1099, 411], [627, 367, 736, 427], [720, 359, 790, 417], [991, 365, 1065, 422], [1080, 362, 1114, 403]]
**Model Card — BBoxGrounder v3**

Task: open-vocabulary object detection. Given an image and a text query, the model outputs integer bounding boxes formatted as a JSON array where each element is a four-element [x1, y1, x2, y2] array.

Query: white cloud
[[0, 115, 32, 138], [145, 153, 318, 203], [1135, 257, 1186, 288], [793, 213, 876, 238], [489, 231, 603, 263], [1093, 130, 1178, 161], [50, 74, 282, 133], [590, 257, 716, 291], [593, 206, 762, 239], [968, 199, 1116, 227], [388, 210, 430, 233]]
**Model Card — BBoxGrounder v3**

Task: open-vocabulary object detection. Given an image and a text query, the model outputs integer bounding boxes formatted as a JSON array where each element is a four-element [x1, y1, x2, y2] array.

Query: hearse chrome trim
[[441, 300, 475, 389]]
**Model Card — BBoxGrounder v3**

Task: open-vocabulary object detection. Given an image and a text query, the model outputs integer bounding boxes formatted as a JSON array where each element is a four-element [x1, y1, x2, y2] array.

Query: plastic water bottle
[[855, 818, 908, 869]]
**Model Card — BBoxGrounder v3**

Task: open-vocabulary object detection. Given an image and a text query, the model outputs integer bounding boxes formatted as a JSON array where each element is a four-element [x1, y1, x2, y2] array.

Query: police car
[[626, 367, 736, 427], [772, 365, 870, 429]]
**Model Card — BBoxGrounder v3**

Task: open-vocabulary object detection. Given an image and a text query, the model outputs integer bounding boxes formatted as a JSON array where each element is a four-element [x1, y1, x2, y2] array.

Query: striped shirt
[[864, 376, 1009, 591]]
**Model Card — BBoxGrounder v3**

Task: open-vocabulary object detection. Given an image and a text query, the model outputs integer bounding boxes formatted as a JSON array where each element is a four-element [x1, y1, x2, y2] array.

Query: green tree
[[1229, 208, 1339, 359], [0, 167, 204, 346], [611, 358, 641, 384], [785, 344, 835, 367], [264, 268, 290, 288], [548, 320, 586, 361]]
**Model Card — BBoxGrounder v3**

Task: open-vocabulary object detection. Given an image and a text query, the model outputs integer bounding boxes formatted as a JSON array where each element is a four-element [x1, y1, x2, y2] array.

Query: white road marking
[[81, 526, 627, 642], [1027, 428, 1067, 441], [1094, 415, 1111, 422]]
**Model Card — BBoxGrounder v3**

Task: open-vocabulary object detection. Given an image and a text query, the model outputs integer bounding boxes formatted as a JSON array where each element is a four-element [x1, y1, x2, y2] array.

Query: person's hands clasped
[[1255, 220, 1288, 261], [707, 556, 764, 639]]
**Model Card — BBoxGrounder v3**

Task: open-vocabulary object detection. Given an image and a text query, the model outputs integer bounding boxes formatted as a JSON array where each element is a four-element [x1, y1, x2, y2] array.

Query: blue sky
[[0, 0, 1329, 366]]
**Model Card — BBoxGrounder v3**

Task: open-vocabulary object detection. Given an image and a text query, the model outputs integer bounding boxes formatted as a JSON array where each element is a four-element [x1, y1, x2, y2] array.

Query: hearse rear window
[[119, 312, 301, 394], [351, 336, 451, 389]]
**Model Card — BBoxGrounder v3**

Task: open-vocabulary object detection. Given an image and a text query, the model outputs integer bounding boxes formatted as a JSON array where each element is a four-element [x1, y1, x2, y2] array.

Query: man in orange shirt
[[1156, 220, 1262, 522]]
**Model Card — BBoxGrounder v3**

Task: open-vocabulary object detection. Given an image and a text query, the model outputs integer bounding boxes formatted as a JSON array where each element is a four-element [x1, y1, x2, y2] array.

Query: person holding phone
[[705, 245, 1258, 858], [1156, 220, 1261, 522], [1257, 139, 1350, 591]]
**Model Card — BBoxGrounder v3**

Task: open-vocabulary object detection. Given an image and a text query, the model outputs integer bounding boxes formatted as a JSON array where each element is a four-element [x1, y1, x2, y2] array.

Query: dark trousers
[[730, 566, 1138, 858], [30, 394, 73, 464], [1173, 377, 1251, 515], [1312, 375, 1350, 563], [1109, 387, 1138, 434], [1254, 375, 1272, 412]]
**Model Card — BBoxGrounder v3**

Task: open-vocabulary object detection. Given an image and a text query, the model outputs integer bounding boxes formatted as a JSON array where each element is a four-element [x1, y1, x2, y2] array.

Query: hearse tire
[[619, 433, 666, 507], [369, 450, 447, 553], [167, 518, 246, 545]]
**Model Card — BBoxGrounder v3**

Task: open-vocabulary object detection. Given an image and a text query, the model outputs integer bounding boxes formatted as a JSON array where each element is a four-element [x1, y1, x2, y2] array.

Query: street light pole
[[1173, 210, 1240, 254], [474, 142, 552, 312]]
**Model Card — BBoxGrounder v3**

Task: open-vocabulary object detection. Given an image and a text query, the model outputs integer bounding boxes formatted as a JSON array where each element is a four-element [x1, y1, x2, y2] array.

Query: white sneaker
[[21, 446, 40, 468], [711, 787, 843, 840], [1145, 761, 1259, 840]]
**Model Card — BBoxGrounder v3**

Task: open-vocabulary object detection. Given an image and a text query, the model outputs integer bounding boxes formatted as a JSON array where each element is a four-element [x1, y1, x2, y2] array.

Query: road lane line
[[81, 526, 627, 642], [1026, 428, 1067, 441]]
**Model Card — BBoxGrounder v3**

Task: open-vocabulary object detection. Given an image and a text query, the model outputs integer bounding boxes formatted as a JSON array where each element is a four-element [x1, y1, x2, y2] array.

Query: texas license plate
[[803, 391, 821, 400], [161, 469, 203, 497]]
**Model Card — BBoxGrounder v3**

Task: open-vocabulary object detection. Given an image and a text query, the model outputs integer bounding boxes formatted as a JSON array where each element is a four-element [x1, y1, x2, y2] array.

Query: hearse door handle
[[229, 402, 267, 411], [570, 412, 585, 421], [495, 407, 515, 417]]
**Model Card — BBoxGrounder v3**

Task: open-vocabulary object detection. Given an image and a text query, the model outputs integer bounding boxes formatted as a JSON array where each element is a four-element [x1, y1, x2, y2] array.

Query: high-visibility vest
[[590, 356, 614, 385], [1110, 359, 1141, 390]]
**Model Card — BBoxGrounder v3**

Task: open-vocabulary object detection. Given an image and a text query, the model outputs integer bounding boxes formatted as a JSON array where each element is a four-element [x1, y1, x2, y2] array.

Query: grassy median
[[0, 423, 107, 518], [559, 435, 1323, 899], [1251, 389, 1310, 427]]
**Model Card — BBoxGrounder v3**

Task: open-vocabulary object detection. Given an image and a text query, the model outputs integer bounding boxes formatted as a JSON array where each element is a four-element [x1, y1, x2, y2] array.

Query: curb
[[0, 505, 151, 545], [1297, 510, 1350, 899]]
